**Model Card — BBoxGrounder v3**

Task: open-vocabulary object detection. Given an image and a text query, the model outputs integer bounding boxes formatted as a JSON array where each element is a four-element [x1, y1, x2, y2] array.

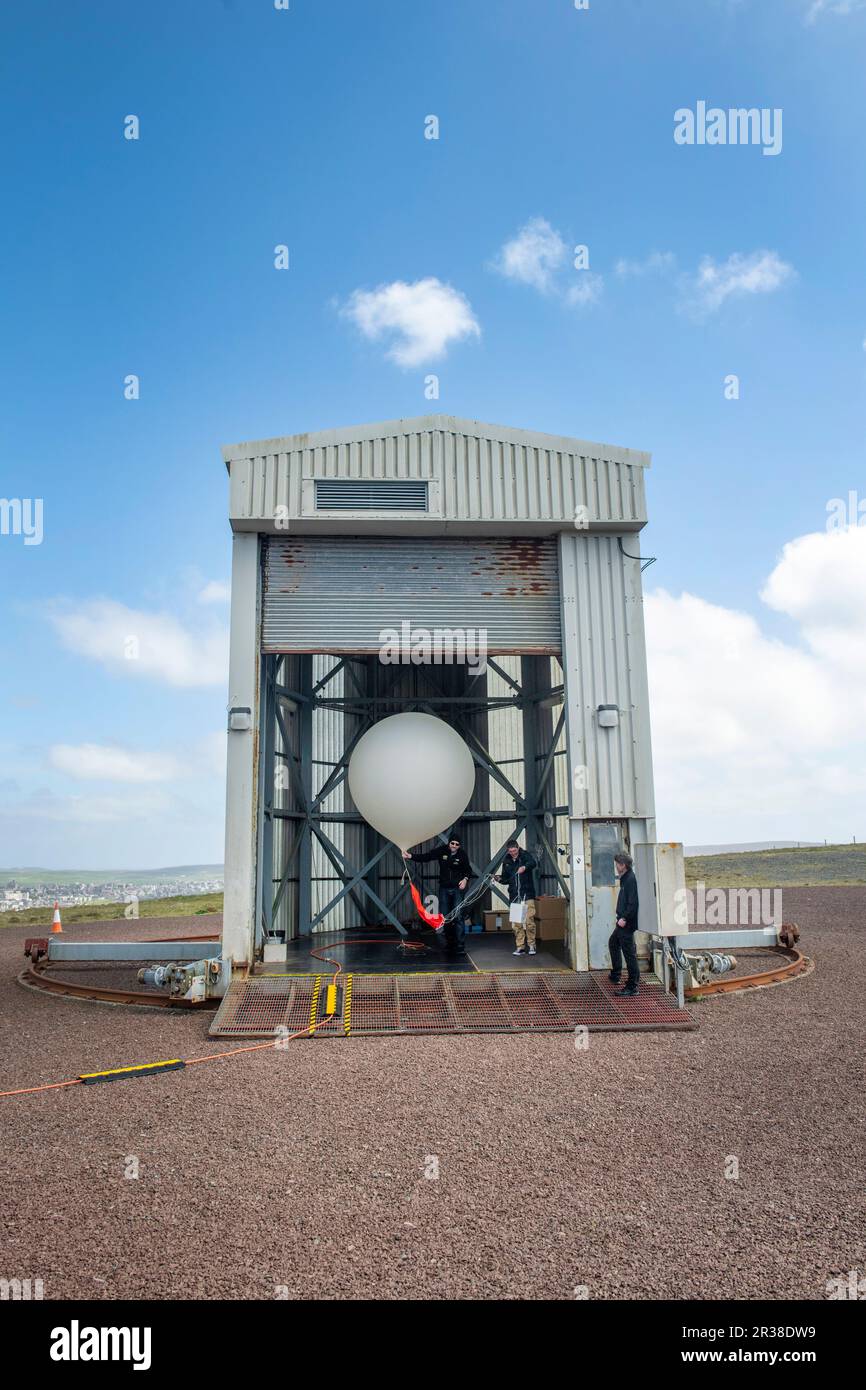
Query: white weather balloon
[[347, 713, 475, 851]]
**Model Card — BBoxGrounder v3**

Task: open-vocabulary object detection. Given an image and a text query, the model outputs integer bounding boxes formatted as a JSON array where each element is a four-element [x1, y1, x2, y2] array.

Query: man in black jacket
[[496, 838, 539, 957], [402, 833, 472, 957], [609, 851, 640, 995]]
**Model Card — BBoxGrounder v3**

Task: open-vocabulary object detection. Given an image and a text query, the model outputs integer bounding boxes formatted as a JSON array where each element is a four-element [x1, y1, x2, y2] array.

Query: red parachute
[[409, 881, 444, 932]]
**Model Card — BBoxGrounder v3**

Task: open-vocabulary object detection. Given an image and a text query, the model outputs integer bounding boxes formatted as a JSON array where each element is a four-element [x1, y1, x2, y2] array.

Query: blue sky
[[1, 0, 865, 866]]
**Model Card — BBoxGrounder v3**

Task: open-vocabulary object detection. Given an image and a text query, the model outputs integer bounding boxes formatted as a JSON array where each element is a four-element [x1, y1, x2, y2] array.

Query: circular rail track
[[684, 943, 811, 998], [18, 934, 221, 1010]]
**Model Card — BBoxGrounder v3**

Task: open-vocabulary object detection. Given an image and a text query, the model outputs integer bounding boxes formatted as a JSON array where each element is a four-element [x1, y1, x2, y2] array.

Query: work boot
[[615, 985, 638, 997], [608, 972, 621, 983]]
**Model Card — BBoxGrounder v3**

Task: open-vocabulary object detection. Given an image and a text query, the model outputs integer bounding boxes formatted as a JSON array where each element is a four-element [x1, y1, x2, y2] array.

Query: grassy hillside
[[0, 892, 223, 930], [1, 866, 221, 888], [2, 844, 862, 927], [685, 842, 866, 888]]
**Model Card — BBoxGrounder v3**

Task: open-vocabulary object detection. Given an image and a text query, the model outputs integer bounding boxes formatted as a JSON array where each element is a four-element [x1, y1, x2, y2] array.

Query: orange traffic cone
[[51, 901, 63, 934]]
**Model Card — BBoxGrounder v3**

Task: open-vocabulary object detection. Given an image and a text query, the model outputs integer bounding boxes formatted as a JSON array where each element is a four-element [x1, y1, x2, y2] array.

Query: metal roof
[[222, 414, 651, 535], [222, 415, 651, 469]]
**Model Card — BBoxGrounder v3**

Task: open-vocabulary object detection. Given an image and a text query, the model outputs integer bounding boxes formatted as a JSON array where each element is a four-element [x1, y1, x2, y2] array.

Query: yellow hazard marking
[[344, 975, 353, 1035], [79, 1060, 185, 1085], [308, 975, 322, 1032]]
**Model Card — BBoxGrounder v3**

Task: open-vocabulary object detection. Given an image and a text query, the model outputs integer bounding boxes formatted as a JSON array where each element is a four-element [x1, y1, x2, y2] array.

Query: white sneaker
[[528, 946, 537, 956], [512, 947, 526, 956]]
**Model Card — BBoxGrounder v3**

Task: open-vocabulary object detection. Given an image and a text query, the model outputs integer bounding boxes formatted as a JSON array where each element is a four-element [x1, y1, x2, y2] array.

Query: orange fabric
[[409, 882, 444, 930]]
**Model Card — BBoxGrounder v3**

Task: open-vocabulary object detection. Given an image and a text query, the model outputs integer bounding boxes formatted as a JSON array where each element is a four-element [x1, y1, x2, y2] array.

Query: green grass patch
[[685, 842, 866, 888], [0, 892, 223, 930]]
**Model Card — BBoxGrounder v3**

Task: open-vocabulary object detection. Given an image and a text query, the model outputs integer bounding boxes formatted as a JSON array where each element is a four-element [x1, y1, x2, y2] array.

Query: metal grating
[[209, 975, 321, 1036], [210, 972, 695, 1037], [314, 479, 428, 511]]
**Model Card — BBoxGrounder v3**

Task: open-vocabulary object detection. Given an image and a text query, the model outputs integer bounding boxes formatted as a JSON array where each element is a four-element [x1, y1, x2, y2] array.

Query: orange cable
[[1, 934, 430, 1098]]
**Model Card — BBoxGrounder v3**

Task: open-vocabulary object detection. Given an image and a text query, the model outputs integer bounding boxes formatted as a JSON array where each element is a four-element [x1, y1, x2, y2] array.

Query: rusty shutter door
[[261, 536, 560, 655]]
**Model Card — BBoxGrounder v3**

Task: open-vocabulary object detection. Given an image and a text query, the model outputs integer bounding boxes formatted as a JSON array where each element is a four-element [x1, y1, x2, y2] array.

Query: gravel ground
[[1, 891, 864, 1301]]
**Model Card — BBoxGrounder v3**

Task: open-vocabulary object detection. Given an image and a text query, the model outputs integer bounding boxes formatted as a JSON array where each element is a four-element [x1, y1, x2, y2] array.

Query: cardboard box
[[535, 895, 568, 922], [484, 909, 509, 933], [534, 896, 568, 941], [535, 917, 567, 941]]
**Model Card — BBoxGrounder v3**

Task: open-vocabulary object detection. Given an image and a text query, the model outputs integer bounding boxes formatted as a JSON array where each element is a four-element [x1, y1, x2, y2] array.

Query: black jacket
[[615, 868, 639, 931], [498, 849, 538, 902], [412, 845, 471, 890]]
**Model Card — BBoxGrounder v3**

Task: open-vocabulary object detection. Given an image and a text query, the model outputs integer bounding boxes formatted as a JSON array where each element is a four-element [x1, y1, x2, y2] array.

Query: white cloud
[[340, 277, 480, 367], [198, 581, 231, 604], [760, 524, 866, 680], [492, 217, 604, 307], [564, 274, 604, 307], [683, 250, 795, 315], [806, 0, 866, 22], [1, 729, 228, 862], [48, 599, 228, 688], [49, 743, 181, 783], [646, 524, 866, 841], [47, 732, 226, 788], [615, 251, 677, 278], [491, 216, 568, 294]]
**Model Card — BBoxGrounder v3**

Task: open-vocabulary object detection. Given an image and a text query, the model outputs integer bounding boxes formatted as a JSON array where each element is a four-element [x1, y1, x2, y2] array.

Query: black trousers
[[439, 887, 467, 954], [609, 925, 639, 988]]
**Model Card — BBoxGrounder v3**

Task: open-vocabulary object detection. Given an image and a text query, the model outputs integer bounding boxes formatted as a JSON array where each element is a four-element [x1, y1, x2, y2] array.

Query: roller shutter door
[[262, 536, 561, 655]]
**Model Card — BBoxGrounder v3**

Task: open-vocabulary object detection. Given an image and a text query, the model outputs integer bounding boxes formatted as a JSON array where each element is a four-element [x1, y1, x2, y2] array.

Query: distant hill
[[684, 842, 866, 888], [0, 865, 223, 887], [685, 842, 821, 856]]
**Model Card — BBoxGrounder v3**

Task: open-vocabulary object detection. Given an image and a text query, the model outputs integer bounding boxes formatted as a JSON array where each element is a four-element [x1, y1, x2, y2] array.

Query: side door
[[584, 821, 630, 969]]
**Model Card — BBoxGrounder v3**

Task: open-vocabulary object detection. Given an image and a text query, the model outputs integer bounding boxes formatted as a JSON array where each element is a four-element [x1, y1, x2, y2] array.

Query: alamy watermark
[[826, 491, 865, 530], [379, 620, 487, 677], [674, 102, 782, 157], [1, 1276, 44, 1300], [50, 1323, 151, 1370], [826, 1269, 866, 1300], [0, 497, 43, 545], [673, 884, 782, 928]]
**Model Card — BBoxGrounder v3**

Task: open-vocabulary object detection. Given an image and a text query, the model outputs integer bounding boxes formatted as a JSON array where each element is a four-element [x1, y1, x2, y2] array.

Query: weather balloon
[[347, 712, 475, 851]]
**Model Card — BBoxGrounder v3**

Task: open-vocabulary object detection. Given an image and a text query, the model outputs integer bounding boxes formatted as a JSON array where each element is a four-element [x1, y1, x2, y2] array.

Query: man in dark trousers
[[609, 850, 640, 995], [496, 837, 539, 957], [402, 833, 472, 957]]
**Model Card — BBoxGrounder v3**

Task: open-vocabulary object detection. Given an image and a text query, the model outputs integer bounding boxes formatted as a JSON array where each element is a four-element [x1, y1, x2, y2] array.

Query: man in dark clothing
[[402, 834, 472, 956], [496, 838, 539, 956], [609, 850, 640, 995]]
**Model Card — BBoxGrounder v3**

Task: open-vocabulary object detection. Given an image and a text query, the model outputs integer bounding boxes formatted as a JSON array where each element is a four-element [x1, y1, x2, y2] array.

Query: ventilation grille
[[314, 479, 428, 512]]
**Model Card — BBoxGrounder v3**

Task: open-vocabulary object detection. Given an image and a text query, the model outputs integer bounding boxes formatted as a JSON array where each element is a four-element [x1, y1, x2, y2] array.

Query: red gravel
[[1, 892, 864, 1301]]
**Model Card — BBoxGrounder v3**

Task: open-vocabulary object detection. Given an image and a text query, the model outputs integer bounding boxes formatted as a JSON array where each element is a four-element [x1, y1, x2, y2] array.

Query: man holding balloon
[[402, 835, 472, 958], [346, 711, 479, 955]]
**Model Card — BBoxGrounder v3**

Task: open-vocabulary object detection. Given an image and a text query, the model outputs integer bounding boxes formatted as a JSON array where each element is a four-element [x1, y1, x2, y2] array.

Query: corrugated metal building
[[221, 415, 657, 972]]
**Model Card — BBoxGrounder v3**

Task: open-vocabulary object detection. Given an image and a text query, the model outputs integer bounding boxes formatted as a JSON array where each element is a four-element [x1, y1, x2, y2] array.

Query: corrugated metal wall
[[559, 532, 656, 820], [228, 418, 647, 529]]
